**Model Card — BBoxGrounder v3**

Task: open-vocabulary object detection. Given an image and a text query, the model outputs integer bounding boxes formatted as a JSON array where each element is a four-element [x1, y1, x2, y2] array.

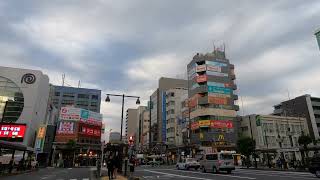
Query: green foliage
[[237, 136, 256, 157], [298, 135, 312, 149]]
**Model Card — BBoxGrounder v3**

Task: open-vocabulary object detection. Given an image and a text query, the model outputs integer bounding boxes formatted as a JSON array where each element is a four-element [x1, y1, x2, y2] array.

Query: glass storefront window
[[0, 76, 24, 123]]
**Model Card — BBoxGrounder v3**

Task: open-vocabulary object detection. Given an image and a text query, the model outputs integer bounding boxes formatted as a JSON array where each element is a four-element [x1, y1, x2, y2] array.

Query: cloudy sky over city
[[1, 0, 320, 139]]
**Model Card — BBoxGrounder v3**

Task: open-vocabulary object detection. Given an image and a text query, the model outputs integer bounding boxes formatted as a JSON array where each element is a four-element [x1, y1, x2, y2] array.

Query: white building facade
[[0, 66, 50, 149]]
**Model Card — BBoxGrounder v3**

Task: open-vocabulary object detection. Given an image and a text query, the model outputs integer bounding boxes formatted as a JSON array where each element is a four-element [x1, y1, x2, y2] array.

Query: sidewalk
[[101, 175, 127, 180]]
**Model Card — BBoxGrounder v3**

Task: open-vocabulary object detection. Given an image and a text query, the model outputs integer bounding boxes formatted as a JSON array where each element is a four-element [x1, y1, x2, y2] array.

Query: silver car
[[200, 153, 235, 174]]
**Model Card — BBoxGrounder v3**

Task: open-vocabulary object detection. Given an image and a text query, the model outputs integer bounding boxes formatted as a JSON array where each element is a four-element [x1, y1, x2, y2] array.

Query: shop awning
[[0, 140, 34, 152]]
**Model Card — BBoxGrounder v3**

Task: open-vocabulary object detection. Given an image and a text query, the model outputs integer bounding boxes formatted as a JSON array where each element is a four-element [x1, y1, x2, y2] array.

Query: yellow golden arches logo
[[218, 134, 224, 141]]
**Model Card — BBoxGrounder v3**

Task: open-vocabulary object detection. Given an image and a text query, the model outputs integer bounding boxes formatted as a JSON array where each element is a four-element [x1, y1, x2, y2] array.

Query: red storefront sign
[[81, 126, 101, 137], [210, 120, 233, 129], [0, 124, 26, 139], [196, 65, 207, 72], [191, 122, 199, 130], [196, 75, 208, 83]]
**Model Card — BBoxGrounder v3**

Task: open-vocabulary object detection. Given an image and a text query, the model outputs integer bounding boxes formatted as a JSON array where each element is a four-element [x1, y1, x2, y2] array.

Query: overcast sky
[[1, 1, 320, 140]]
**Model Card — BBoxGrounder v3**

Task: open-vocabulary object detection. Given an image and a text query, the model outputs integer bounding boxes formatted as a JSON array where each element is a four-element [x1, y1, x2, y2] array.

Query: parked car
[[176, 158, 200, 170], [199, 152, 235, 174], [309, 154, 320, 178]]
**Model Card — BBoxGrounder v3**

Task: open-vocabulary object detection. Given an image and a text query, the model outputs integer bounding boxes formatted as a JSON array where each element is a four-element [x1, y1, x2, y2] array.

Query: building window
[[55, 92, 60, 96], [91, 102, 98, 107], [63, 93, 75, 98], [78, 94, 89, 99], [92, 95, 99, 100]]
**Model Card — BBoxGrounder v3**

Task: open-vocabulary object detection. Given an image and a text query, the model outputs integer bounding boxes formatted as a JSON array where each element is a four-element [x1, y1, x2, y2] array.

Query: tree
[[237, 136, 256, 168], [66, 139, 77, 167], [298, 135, 312, 167]]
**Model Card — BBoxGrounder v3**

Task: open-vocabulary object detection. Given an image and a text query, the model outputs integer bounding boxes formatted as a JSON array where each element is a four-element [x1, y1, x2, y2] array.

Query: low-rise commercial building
[[239, 114, 308, 163]]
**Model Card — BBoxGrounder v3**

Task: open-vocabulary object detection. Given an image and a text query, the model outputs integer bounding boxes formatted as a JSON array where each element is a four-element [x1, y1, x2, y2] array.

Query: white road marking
[[166, 169, 256, 179], [144, 170, 213, 180], [236, 169, 311, 175], [82, 178, 89, 180], [234, 169, 314, 179], [68, 168, 73, 170], [70, 179, 77, 180]]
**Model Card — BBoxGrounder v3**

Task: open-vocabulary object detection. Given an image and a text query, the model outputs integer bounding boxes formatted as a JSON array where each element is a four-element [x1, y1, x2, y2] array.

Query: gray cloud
[[1, 0, 320, 135]]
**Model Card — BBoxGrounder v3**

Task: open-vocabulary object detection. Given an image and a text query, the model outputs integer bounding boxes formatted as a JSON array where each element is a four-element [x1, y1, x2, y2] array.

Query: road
[[1, 167, 95, 180], [133, 165, 318, 180]]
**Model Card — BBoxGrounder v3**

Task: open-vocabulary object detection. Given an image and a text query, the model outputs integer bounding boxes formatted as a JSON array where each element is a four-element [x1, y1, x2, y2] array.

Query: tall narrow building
[[187, 48, 239, 152]]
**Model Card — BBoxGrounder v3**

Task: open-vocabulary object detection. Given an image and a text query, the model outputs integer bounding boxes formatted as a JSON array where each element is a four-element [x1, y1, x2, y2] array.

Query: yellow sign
[[218, 134, 224, 141], [198, 120, 211, 127], [37, 127, 46, 139]]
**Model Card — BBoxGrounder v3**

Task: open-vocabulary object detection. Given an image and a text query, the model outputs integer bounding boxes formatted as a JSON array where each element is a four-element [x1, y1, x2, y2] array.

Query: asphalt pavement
[[133, 165, 318, 180], [1, 167, 95, 180]]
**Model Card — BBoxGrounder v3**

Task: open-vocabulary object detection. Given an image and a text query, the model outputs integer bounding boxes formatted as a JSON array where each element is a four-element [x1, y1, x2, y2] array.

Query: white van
[[199, 152, 235, 174]]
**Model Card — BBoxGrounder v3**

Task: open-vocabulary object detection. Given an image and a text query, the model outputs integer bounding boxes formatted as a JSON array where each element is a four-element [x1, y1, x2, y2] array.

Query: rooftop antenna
[[213, 41, 216, 51], [223, 43, 226, 53], [78, 80, 81, 88], [62, 73, 65, 86]]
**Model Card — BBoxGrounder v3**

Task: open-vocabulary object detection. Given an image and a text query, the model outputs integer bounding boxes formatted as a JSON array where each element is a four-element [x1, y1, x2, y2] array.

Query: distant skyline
[[1, 1, 320, 140]]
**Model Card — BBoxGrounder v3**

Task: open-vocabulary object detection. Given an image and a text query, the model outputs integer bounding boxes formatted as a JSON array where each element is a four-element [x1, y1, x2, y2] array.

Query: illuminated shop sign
[[208, 96, 229, 105], [208, 93, 231, 98], [37, 126, 46, 139], [81, 126, 101, 137], [0, 124, 26, 139], [191, 120, 233, 130]]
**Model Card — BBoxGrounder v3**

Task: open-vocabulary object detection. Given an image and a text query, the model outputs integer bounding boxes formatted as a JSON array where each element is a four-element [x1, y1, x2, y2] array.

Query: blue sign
[[161, 91, 166, 142], [206, 61, 227, 67], [207, 82, 225, 88], [208, 86, 231, 94], [81, 109, 89, 119]]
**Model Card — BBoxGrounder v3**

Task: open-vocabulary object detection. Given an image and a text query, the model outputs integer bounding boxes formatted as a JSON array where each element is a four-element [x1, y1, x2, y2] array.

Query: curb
[[0, 168, 38, 177], [239, 167, 308, 172]]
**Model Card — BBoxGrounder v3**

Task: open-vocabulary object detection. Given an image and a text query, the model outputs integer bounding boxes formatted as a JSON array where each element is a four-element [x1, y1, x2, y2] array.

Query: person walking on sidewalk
[[113, 154, 120, 179], [107, 155, 114, 180]]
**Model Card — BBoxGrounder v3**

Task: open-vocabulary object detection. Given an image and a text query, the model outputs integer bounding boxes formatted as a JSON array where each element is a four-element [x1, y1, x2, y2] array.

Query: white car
[[176, 158, 200, 170]]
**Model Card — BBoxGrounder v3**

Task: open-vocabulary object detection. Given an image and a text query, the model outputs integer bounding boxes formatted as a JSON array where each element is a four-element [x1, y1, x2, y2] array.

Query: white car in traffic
[[176, 158, 200, 170]]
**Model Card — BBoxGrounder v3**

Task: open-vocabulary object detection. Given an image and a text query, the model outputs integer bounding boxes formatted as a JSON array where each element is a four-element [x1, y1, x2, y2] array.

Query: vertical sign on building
[[161, 91, 166, 143]]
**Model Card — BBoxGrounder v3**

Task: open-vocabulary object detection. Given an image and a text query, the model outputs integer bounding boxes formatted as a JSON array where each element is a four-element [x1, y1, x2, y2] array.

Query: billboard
[[208, 86, 232, 94], [206, 71, 228, 77], [196, 75, 208, 83], [80, 109, 103, 126], [206, 65, 221, 72], [37, 126, 46, 139], [191, 83, 200, 90], [188, 94, 199, 108], [0, 124, 26, 139], [81, 126, 101, 137], [210, 120, 233, 129], [198, 120, 211, 127], [207, 82, 231, 88], [208, 93, 231, 98], [60, 107, 81, 120], [57, 121, 75, 134], [206, 61, 227, 67], [208, 96, 229, 105], [196, 65, 207, 72]]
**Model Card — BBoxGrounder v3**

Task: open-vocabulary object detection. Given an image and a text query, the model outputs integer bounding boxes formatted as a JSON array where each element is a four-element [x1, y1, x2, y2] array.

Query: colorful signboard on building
[[188, 94, 199, 108], [208, 93, 231, 98], [210, 120, 233, 129], [80, 109, 102, 126], [207, 82, 231, 88], [198, 120, 211, 127], [81, 126, 101, 137], [208, 96, 229, 105], [206, 65, 221, 72], [37, 126, 46, 139], [208, 86, 232, 94], [196, 75, 208, 83], [191, 83, 200, 90], [60, 107, 81, 120], [57, 121, 75, 134], [206, 71, 228, 77], [206, 61, 227, 67], [196, 65, 207, 72], [191, 122, 199, 130], [0, 124, 26, 139]]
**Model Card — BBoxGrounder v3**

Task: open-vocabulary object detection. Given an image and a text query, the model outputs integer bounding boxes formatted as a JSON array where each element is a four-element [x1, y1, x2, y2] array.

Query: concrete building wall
[[52, 86, 101, 113]]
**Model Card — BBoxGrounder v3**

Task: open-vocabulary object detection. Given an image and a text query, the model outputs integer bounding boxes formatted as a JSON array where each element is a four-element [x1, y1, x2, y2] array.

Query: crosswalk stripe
[[82, 178, 89, 180]]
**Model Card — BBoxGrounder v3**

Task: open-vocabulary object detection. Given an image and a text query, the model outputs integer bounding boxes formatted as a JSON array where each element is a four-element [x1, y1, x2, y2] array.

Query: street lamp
[[105, 93, 140, 141]]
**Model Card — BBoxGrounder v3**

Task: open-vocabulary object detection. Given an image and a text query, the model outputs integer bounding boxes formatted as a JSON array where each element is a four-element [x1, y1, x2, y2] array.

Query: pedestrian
[[107, 155, 114, 180], [113, 154, 120, 179]]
